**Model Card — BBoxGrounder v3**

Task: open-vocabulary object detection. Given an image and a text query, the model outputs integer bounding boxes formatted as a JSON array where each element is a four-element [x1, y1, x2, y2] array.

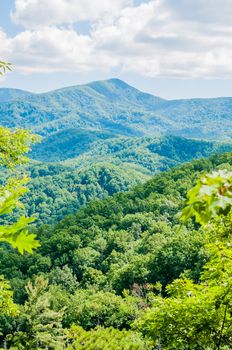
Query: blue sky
[[1, 0, 232, 99]]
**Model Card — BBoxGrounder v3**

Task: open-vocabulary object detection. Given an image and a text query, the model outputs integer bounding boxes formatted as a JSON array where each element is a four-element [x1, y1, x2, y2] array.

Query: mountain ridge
[[3, 78, 232, 103], [11, 135, 232, 225], [0, 88, 33, 102], [0, 78, 232, 142]]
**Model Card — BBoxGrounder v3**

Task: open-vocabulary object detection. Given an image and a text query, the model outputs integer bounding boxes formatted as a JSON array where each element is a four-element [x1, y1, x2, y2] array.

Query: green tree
[[9, 277, 65, 350], [138, 169, 232, 350], [48, 265, 79, 294], [57, 288, 143, 330], [0, 276, 18, 317], [67, 325, 152, 350]]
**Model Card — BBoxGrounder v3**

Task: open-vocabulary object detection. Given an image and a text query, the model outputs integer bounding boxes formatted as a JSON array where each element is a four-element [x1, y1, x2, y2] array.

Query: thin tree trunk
[[217, 303, 228, 350]]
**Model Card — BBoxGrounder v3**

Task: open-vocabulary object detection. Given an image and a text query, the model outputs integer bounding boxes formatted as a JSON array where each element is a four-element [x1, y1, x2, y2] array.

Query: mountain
[[1, 78, 232, 144], [8, 136, 232, 225], [0, 88, 33, 102], [0, 79, 165, 137], [153, 97, 232, 139], [1, 79, 232, 225]]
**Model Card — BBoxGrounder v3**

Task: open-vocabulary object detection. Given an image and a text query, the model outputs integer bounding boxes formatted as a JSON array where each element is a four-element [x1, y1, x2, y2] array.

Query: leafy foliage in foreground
[[0, 126, 39, 253], [181, 169, 232, 224], [0, 277, 18, 317], [0, 61, 11, 76], [138, 169, 232, 349], [0, 62, 40, 322], [0, 126, 38, 168], [0, 126, 39, 335]]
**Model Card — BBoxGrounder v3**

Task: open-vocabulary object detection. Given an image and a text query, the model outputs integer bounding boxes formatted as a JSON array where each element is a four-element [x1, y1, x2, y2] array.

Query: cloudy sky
[[1, 0, 232, 98]]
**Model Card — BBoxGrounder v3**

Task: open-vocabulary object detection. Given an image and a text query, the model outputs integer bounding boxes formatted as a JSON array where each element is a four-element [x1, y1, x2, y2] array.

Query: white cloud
[[3, 27, 119, 73], [11, 0, 132, 29], [1, 0, 232, 78], [0, 30, 11, 59]]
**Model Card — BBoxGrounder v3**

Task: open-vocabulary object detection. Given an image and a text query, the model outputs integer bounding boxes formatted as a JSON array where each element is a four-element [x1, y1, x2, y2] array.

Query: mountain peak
[[87, 78, 135, 90], [104, 78, 132, 87], [86, 78, 164, 103]]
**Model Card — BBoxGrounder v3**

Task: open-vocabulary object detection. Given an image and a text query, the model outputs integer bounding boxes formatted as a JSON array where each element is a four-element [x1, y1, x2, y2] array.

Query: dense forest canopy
[[1, 135, 231, 226], [1, 149, 232, 349]]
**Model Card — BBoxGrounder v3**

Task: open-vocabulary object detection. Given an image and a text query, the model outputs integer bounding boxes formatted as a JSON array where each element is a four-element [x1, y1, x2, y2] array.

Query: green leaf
[[0, 216, 40, 254]]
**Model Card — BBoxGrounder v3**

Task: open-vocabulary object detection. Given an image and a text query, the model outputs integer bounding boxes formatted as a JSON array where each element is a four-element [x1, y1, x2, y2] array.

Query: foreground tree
[[0, 126, 40, 253], [0, 128, 40, 316], [0, 61, 39, 317], [0, 61, 39, 253], [138, 169, 232, 350]]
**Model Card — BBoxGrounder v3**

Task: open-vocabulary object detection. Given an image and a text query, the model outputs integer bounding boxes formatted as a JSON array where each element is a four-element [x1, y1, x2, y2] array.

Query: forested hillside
[[31, 133, 232, 163], [63, 135, 232, 171], [1, 79, 232, 142], [0, 79, 164, 137], [20, 162, 148, 225], [30, 128, 116, 162], [1, 151, 232, 348], [4, 136, 231, 226]]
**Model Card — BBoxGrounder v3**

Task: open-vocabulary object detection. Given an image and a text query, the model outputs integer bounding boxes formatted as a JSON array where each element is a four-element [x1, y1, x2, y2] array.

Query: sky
[[1, 0, 232, 99]]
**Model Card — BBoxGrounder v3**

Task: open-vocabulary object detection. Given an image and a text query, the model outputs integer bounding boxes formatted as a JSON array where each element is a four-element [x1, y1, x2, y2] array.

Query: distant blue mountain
[[0, 78, 232, 141], [0, 88, 33, 102]]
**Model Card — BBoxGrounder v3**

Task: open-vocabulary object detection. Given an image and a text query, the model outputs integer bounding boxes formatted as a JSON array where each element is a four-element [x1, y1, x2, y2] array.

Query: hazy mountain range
[[1, 78, 232, 224], [0, 88, 33, 103], [0, 79, 232, 156]]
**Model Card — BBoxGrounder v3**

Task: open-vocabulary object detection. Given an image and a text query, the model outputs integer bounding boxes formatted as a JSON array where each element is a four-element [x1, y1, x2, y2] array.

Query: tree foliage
[[0, 61, 12, 76], [9, 277, 65, 350], [0, 276, 18, 317], [138, 168, 232, 350], [0, 62, 40, 324], [0, 86, 232, 350], [0, 126, 40, 253], [181, 169, 232, 225], [67, 325, 152, 350]]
